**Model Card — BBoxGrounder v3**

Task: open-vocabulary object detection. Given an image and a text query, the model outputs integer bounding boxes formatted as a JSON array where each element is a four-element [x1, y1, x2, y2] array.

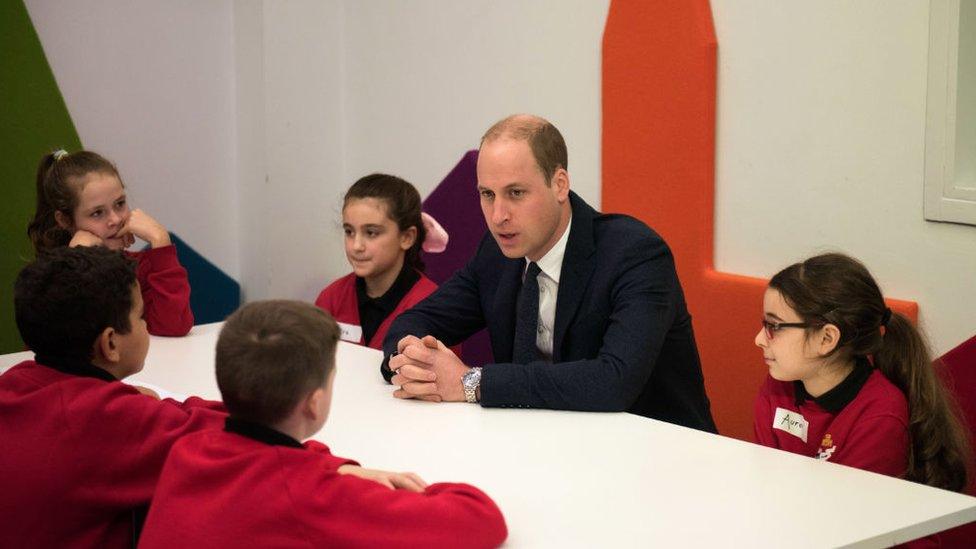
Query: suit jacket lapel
[[553, 192, 597, 362]]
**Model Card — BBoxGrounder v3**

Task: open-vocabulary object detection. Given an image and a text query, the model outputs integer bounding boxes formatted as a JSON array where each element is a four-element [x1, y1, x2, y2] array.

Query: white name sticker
[[773, 407, 809, 442], [337, 322, 363, 343]]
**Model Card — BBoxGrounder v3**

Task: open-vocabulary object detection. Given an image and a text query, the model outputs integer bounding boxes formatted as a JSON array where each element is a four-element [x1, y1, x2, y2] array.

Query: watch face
[[463, 368, 481, 388]]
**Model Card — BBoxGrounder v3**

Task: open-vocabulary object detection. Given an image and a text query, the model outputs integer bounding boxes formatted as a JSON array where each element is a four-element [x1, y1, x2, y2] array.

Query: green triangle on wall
[[0, 0, 83, 353]]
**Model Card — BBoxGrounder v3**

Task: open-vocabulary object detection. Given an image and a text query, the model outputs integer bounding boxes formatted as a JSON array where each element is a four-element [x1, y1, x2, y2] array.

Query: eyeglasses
[[761, 319, 822, 340]]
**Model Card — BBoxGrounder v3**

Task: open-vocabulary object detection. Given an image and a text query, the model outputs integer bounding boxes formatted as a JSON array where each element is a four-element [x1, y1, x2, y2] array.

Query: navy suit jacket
[[383, 192, 716, 432]]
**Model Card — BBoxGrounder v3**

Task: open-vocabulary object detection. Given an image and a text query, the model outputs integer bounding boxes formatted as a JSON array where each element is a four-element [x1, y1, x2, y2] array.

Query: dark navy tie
[[513, 262, 541, 364]]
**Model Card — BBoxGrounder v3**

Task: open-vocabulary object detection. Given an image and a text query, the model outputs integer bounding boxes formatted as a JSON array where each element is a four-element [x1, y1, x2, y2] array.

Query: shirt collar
[[529, 215, 572, 284], [355, 261, 419, 310], [224, 417, 304, 448], [793, 357, 873, 413], [34, 353, 117, 382]]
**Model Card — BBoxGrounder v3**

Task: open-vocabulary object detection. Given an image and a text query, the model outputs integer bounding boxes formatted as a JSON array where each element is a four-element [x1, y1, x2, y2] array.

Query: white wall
[[25, 0, 240, 279], [342, 0, 608, 204], [253, 0, 609, 302], [233, 0, 268, 301], [235, 0, 346, 302], [710, 0, 976, 353]]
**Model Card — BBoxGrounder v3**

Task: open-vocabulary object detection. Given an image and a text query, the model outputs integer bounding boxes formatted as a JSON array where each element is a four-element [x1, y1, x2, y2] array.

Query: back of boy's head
[[344, 173, 427, 272], [28, 149, 121, 253], [216, 300, 340, 425], [15, 246, 136, 360]]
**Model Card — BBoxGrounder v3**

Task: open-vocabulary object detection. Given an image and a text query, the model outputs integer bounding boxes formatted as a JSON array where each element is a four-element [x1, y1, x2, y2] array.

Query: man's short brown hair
[[480, 114, 568, 184], [216, 300, 340, 425]]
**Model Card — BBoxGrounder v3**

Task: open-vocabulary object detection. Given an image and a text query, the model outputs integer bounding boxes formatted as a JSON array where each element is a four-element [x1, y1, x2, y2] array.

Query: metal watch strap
[[463, 367, 482, 403]]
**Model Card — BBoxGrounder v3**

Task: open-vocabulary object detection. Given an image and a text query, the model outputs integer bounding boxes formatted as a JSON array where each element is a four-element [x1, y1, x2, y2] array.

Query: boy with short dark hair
[[139, 300, 507, 548], [0, 246, 227, 548]]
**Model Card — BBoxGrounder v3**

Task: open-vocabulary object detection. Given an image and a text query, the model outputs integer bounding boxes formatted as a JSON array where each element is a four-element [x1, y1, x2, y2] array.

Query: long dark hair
[[343, 173, 426, 272], [769, 253, 969, 492], [27, 150, 121, 254]]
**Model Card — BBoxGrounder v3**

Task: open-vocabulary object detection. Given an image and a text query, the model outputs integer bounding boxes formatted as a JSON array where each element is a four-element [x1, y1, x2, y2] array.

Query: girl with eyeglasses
[[753, 253, 968, 494]]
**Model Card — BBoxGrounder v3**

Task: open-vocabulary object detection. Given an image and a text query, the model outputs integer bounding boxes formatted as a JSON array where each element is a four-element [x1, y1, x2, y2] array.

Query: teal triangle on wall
[[166, 233, 241, 325]]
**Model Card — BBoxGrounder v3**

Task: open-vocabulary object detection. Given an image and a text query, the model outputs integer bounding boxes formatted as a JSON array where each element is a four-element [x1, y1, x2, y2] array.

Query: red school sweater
[[315, 272, 439, 350], [755, 366, 947, 548], [754, 362, 909, 478], [129, 245, 194, 337], [0, 360, 226, 548], [138, 420, 508, 549]]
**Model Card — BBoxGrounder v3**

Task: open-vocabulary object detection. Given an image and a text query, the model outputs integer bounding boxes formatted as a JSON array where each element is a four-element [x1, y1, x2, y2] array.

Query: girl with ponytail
[[315, 173, 453, 351], [754, 253, 968, 493], [27, 149, 194, 336]]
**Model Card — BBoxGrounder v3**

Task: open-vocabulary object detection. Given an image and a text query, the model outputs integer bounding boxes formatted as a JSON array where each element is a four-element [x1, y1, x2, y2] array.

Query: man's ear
[[54, 210, 73, 230], [93, 327, 120, 364], [551, 167, 570, 203], [817, 324, 842, 356]]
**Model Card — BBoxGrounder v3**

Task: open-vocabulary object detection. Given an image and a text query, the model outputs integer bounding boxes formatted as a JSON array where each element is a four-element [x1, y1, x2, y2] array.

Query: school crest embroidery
[[816, 433, 836, 461]]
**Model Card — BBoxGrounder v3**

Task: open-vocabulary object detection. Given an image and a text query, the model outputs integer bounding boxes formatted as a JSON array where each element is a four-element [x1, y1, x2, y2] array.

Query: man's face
[[476, 138, 569, 261]]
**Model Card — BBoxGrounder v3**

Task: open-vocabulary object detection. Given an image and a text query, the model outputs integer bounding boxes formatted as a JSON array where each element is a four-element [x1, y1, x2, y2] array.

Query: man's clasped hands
[[389, 336, 473, 403]]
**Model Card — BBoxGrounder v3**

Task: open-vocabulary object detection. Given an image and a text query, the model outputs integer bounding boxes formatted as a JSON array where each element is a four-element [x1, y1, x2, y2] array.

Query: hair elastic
[[420, 212, 449, 253], [52, 149, 69, 161], [878, 307, 892, 337]]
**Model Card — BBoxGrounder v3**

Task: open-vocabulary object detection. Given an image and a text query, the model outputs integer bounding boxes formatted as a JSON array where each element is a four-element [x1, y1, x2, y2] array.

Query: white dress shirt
[[526, 216, 572, 362]]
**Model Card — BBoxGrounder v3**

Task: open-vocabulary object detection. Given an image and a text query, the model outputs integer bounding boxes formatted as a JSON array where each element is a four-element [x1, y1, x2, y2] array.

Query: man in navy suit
[[385, 114, 716, 432]]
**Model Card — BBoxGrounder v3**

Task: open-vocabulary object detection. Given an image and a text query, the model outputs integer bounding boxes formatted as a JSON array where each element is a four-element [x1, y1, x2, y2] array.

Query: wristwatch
[[462, 367, 483, 403]]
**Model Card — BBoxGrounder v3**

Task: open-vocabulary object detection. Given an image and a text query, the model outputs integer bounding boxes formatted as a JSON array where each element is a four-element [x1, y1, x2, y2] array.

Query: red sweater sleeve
[[298, 473, 507, 548], [135, 245, 194, 336], [304, 439, 360, 470], [67, 385, 227, 507], [174, 396, 227, 413]]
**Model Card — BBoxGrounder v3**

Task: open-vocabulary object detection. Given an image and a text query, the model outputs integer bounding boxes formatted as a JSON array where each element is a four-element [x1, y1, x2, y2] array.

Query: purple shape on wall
[[422, 150, 494, 366]]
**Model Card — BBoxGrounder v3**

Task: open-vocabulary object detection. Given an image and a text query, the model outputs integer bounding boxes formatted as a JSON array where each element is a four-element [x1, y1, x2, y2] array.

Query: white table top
[[2, 322, 975, 548]]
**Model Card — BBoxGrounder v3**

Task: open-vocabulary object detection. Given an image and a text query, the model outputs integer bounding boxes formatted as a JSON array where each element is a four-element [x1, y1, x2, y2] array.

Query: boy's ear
[[302, 387, 325, 421], [400, 226, 417, 251], [817, 324, 842, 356], [93, 327, 121, 364], [54, 210, 73, 230]]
